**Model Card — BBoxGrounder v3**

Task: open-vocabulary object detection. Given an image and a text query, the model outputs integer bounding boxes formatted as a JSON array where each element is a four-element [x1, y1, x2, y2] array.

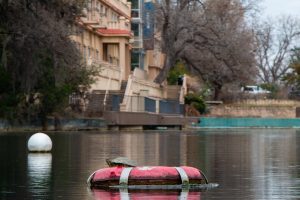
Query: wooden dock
[[103, 111, 199, 130]]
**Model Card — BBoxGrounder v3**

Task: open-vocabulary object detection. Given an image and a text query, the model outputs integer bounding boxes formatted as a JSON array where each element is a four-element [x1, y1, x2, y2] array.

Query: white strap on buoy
[[175, 167, 189, 186], [119, 167, 133, 186], [179, 189, 189, 200], [119, 188, 130, 200]]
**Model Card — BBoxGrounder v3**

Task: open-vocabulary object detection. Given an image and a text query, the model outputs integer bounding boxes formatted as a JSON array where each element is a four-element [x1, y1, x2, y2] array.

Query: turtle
[[106, 157, 137, 167]]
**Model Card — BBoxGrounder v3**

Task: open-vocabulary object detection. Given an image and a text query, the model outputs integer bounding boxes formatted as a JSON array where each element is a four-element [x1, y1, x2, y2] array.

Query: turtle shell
[[106, 157, 137, 167]]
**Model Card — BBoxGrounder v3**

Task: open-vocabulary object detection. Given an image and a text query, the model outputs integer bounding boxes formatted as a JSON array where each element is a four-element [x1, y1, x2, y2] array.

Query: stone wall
[[204, 100, 300, 118], [206, 106, 296, 118]]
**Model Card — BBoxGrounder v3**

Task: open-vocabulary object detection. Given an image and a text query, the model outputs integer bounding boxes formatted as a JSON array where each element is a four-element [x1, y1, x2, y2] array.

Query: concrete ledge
[[0, 120, 9, 131], [0, 118, 107, 131], [53, 118, 107, 131], [103, 111, 198, 128]]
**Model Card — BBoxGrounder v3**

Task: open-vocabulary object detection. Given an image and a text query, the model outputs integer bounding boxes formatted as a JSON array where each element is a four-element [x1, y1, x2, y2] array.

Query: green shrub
[[260, 83, 279, 99], [167, 61, 188, 85], [184, 93, 207, 114]]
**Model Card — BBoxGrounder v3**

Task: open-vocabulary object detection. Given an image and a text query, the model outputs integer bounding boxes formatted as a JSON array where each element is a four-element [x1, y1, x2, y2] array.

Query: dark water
[[0, 129, 299, 200]]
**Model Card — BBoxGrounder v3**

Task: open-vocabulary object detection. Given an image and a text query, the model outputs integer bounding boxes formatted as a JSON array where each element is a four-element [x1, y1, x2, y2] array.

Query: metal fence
[[159, 99, 184, 115], [145, 97, 156, 113], [70, 93, 185, 116], [124, 95, 184, 115]]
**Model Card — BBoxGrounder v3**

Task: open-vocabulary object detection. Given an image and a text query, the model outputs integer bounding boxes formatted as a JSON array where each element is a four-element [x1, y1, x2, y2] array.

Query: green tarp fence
[[198, 117, 300, 128]]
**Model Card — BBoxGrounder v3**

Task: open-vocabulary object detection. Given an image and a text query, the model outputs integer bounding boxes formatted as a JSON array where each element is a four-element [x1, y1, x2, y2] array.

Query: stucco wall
[[120, 69, 166, 112], [126, 68, 165, 98]]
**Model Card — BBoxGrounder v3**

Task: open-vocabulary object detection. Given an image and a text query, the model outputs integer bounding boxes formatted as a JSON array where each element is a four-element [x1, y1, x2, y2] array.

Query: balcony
[[102, 0, 131, 18], [132, 37, 143, 49], [80, 17, 98, 25], [90, 24, 107, 29]]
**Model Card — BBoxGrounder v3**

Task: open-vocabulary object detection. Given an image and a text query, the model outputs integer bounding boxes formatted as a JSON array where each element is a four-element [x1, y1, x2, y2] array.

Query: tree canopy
[[155, 0, 258, 100], [0, 0, 95, 126], [283, 48, 300, 88]]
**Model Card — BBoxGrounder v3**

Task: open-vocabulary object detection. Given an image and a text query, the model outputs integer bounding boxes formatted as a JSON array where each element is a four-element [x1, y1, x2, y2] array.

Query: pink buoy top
[[92, 166, 202, 182]]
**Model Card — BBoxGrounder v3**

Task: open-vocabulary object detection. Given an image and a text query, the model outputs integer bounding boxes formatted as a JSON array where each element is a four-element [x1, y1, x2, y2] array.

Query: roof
[[97, 28, 132, 37]]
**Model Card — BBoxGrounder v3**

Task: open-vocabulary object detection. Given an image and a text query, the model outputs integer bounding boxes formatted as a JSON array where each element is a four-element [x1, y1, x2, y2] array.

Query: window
[[83, 46, 87, 59], [101, 6, 107, 17], [88, 47, 91, 58], [129, 0, 139, 9], [104, 7, 107, 16], [131, 10, 139, 18], [96, 2, 99, 11], [131, 51, 140, 70], [131, 23, 139, 36], [111, 12, 118, 22], [87, 0, 92, 10], [100, 5, 104, 16], [96, 50, 99, 60]]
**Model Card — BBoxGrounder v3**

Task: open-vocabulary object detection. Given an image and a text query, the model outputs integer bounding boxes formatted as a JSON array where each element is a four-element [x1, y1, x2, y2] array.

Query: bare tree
[[254, 16, 300, 84], [155, 0, 258, 100], [154, 0, 205, 83]]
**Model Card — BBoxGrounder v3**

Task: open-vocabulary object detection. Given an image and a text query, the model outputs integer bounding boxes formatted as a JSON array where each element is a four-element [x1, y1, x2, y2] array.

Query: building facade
[[71, 0, 132, 91], [70, 0, 186, 115], [118, 0, 186, 114], [129, 0, 164, 80]]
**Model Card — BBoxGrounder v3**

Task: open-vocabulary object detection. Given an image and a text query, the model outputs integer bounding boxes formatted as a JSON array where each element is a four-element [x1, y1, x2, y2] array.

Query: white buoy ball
[[27, 132, 52, 152]]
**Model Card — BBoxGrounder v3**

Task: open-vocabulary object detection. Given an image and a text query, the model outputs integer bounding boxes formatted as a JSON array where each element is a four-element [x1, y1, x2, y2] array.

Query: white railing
[[88, 58, 121, 81], [132, 38, 143, 48], [107, 21, 118, 29], [179, 75, 188, 104]]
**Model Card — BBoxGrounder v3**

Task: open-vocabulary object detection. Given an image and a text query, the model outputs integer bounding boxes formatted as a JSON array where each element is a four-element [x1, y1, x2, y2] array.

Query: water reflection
[[90, 188, 201, 200], [27, 153, 52, 198], [0, 130, 299, 200], [250, 131, 299, 199], [80, 130, 300, 199]]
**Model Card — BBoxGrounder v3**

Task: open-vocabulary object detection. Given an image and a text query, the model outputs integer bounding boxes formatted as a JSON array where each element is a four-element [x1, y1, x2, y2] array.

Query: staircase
[[120, 80, 127, 92], [85, 81, 127, 117], [86, 91, 106, 117]]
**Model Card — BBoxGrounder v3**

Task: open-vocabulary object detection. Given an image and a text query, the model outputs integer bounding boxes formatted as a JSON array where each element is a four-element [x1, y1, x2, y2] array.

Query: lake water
[[0, 129, 299, 199]]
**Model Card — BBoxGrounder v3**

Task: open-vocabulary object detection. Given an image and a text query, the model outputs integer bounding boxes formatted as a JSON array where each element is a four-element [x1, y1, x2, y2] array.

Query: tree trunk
[[41, 114, 48, 131], [213, 85, 222, 100], [154, 54, 174, 84], [54, 115, 62, 131]]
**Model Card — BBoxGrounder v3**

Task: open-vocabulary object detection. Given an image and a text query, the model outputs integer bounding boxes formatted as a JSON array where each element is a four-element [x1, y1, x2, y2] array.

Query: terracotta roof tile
[[97, 29, 131, 36]]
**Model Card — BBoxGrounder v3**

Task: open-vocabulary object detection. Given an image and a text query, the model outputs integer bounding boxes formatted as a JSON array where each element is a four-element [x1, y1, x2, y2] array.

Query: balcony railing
[[132, 37, 143, 49], [88, 58, 121, 81]]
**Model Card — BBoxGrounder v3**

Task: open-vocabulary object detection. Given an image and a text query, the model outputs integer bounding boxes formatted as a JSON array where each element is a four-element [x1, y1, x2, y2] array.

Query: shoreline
[[2, 116, 300, 132]]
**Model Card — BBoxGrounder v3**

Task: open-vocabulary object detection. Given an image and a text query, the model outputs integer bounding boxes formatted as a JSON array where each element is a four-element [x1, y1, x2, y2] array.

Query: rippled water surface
[[0, 129, 299, 199]]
